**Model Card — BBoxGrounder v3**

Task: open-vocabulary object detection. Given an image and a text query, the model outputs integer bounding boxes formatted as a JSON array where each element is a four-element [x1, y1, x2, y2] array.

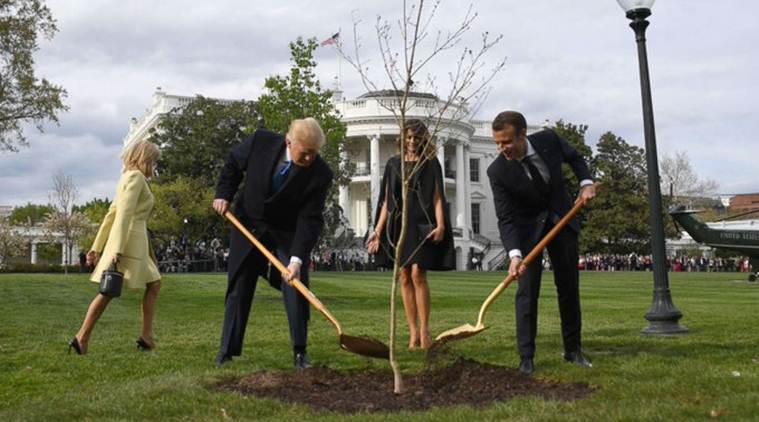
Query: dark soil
[[215, 358, 594, 413]]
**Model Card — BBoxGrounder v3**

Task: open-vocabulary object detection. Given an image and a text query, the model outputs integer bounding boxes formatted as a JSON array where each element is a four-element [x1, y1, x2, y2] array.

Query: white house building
[[0, 224, 80, 266], [124, 88, 548, 270]]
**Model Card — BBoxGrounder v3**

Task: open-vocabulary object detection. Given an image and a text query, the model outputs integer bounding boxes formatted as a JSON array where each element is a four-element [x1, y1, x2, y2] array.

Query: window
[[469, 158, 480, 182], [352, 199, 368, 236], [471, 203, 481, 235]]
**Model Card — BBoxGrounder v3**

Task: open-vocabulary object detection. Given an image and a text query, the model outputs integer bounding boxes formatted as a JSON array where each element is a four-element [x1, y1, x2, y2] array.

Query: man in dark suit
[[487, 111, 595, 375], [212, 117, 333, 369]]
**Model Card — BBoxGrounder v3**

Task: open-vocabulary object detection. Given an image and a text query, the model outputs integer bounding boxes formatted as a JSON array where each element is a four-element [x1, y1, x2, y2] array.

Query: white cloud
[[0, 133, 122, 205], [2, 0, 758, 208]]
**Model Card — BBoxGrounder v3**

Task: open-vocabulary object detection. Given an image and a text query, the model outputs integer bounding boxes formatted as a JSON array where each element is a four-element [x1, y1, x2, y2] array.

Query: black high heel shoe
[[136, 337, 154, 351], [68, 337, 83, 355]]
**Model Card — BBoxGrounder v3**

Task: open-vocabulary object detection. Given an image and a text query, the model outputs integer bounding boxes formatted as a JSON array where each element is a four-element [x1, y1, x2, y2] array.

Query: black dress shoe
[[294, 352, 311, 370], [68, 337, 83, 355], [136, 337, 154, 351], [518, 357, 534, 375], [564, 350, 593, 368], [215, 354, 233, 368]]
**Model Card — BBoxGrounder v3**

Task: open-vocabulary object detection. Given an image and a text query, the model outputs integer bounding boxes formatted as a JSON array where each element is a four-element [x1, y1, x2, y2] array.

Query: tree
[[551, 120, 594, 198], [149, 177, 218, 250], [9, 202, 53, 225], [660, 150, 719, 202], [341, 1, 505, 392], [44, 171, 92, 273], [0, 0, 68, 151], [257, 37, 351, 253], [73, 197, 111, 251], [0, 217, 27, 266], [582, 132, 648, 254], [580, 131, 683, 254], [74, 197, 111, 224], [150, 96, 261, 188]]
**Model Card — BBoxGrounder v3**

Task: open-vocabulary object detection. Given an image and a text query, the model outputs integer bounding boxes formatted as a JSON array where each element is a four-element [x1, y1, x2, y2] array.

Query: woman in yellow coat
[[69, 140, 162, 355]]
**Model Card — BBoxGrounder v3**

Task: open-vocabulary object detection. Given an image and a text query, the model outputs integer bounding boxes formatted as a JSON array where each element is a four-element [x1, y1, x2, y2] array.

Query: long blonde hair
[[122, 140, 161, 178]]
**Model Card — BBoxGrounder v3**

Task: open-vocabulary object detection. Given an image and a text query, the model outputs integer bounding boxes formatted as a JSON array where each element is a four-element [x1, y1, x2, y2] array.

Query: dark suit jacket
[[215, 129, 333, 283], [487, 129, 591, 254]]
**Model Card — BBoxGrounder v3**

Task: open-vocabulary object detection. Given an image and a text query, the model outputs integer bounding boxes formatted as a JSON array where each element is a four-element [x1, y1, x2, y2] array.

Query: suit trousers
[[515, 223, 581, 358], [218, 245, 310, 358]]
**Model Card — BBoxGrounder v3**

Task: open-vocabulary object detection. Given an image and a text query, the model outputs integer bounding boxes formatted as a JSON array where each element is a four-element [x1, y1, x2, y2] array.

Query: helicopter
[[669, 205, 759, 282]]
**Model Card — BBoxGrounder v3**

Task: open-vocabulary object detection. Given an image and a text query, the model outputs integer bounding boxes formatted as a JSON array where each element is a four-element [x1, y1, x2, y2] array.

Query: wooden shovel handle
[[223, 211, 343, 334], [522, 196, 588, 268], [475, 196, 589, 326]]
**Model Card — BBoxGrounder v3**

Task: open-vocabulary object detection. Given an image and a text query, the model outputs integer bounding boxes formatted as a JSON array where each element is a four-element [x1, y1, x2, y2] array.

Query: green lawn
[[1, 270, 757, 421]]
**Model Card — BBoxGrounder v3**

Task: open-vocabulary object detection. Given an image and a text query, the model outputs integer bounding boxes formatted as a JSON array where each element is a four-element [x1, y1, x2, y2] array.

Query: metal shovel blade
[[340, 334, 390, 359], [434, 323, 488, 346]]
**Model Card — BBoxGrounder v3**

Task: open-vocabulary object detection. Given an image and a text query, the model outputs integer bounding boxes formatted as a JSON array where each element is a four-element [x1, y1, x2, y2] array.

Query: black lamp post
[[617, 0, 688, 334]]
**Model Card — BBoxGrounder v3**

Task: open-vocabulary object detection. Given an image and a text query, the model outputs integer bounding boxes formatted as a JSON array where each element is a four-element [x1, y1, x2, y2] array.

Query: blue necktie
[[271, 160, 293, 193]]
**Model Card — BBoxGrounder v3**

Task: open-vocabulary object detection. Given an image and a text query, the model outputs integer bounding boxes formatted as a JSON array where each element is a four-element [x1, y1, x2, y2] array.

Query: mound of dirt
[[215, 358, 594, 413]]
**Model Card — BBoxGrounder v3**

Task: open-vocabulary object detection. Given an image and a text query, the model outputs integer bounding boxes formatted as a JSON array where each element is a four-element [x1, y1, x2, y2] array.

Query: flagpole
[[321, 31, 341, 93], [337, 28, 342, 91]]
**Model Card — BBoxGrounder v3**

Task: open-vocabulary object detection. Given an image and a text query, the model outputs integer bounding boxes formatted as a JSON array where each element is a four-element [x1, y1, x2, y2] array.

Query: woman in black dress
[[366, 119, 454, 349]]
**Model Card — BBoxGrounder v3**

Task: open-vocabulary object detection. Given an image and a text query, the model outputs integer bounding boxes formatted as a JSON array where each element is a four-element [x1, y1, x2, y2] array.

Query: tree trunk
[[388, 135, 412, 394]]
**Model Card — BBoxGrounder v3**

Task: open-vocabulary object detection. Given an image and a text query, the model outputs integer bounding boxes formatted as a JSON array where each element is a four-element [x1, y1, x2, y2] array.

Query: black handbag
[[99, 262, 124, 297], [417, 223, 436, 242]]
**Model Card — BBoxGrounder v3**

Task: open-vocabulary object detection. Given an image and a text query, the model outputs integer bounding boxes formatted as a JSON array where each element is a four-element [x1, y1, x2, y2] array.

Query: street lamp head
[[617, 0, 654, 19]]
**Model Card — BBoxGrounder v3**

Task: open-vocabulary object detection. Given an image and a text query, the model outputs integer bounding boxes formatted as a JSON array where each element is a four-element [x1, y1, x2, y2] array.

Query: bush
[[0, 263, 81, 273]]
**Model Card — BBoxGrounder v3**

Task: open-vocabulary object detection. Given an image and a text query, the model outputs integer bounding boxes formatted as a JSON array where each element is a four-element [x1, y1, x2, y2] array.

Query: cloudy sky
[[1, 0, 757, 207]]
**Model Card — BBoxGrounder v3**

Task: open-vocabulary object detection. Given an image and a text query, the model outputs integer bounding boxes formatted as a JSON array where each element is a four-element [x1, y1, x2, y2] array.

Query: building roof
[[358, 90, 439, 100]]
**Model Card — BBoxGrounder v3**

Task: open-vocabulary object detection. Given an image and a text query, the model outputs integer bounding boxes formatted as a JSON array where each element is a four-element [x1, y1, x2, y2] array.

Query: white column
[[61, 241, 67, 266], [369, 134, 381, 218], [72, 244, 81, 267], [455, 141, 467, 238], [437, 140, 445, 170], [463, 146, 472, 239], [31, 242, 38, 264], [339, 148, 350, 224]]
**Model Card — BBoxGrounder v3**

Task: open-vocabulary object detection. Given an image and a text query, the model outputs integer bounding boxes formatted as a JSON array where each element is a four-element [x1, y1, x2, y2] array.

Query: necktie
[[271, 160, 293, 193], [523, 156, 549, 197]]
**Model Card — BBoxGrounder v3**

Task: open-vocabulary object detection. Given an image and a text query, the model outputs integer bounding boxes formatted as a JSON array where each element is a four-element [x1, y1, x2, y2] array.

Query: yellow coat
[[89, 170, 160, 289]]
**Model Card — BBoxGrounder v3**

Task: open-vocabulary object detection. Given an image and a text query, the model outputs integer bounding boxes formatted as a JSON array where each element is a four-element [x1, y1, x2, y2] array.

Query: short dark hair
[[492, 111, 527, 134]]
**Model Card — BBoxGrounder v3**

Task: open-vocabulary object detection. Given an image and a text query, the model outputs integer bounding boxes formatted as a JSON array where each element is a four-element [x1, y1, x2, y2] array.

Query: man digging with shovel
[[212, 118, 332, 369], [487, 111, 596, 375]]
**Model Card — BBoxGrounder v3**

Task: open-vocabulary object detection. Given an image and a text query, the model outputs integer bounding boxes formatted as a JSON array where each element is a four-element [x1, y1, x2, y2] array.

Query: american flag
[[320, 32, 339, 47]]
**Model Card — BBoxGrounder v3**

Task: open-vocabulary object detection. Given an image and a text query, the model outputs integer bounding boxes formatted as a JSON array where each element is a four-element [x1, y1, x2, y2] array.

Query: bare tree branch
[[44, 171, 93, 273], [339, 0, 506, 394], [660, 150, 719, 200]]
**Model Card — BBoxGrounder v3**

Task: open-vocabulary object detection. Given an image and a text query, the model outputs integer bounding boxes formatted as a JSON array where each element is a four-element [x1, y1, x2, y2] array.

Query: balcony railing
[[353, 164, 370, 176]]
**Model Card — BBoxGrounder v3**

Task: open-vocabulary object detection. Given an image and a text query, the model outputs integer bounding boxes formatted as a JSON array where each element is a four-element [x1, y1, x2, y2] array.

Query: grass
[[1, 270, 757, 421]]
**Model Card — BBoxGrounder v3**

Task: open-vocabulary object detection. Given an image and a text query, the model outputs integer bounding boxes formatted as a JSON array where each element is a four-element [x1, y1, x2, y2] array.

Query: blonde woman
[[69, 140, 162, 355]]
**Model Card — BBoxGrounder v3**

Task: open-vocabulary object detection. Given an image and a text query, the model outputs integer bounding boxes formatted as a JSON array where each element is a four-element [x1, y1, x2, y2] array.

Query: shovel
[[224, 211, 390, 360], [433, 197, 589, 347]]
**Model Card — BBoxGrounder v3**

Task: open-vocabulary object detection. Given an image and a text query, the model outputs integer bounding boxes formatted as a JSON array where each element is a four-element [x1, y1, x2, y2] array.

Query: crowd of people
[[145, 241, 756, 275], [578, 253, 753, 273], [151, 240, 375, 273], [153, 237, 228, 273], [310, 250, 373, 272]]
